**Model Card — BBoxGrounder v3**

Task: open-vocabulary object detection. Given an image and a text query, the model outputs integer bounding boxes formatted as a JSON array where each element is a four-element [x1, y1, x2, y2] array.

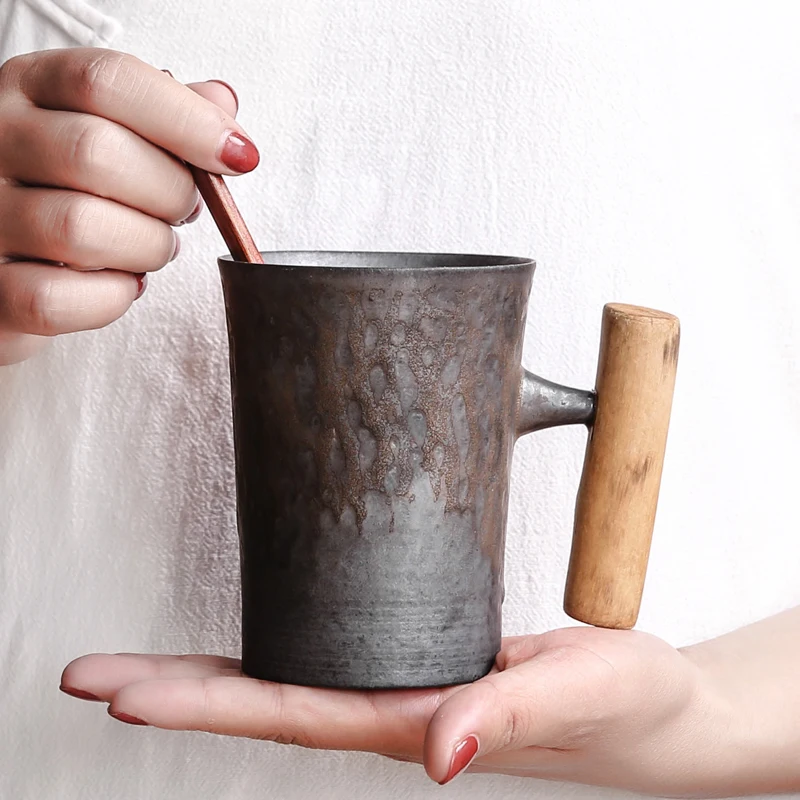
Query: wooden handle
[[564, 303, 679, 629], [188, 168, 264, 264]]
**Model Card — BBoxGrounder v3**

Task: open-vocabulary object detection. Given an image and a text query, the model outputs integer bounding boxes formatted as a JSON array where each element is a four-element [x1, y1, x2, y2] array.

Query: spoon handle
[[188, 168, 264, 264], [162, 69, 263, 264]]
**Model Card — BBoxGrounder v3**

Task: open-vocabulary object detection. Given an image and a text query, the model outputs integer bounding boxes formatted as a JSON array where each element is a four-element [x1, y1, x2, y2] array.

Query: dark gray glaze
[[218, 251, 594, 689]]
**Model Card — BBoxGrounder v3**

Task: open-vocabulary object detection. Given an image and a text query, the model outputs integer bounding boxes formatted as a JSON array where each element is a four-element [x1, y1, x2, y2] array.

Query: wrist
[[676, 641, 797, 797]]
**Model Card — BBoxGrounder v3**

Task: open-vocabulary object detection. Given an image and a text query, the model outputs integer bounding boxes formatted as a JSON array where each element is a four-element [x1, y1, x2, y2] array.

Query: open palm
[[61, 627, 711, 794]]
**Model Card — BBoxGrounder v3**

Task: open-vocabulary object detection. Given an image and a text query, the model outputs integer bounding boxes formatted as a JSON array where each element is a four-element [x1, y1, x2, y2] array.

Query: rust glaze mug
[[218, 251, 679, 689]]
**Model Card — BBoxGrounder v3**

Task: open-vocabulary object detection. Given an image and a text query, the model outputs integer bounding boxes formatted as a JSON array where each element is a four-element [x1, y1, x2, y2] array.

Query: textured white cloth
[[1, 1, 799, 798]]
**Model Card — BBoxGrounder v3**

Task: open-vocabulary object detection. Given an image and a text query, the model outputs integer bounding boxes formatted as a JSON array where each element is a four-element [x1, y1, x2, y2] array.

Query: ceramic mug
[[218, 251, 679, 689]]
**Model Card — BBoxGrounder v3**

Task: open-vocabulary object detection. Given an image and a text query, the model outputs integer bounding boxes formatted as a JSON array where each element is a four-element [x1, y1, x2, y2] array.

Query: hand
[[0, 48, 258, 365], [61, 627, 730, 796]]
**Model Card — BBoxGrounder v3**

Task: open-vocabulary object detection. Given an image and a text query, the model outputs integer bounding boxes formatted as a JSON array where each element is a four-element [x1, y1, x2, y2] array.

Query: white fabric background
[[1, 1, 799, 798]]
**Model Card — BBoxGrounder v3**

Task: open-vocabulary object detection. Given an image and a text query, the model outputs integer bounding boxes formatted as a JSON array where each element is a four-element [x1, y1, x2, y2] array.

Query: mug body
[[219, 251, 534, 688]]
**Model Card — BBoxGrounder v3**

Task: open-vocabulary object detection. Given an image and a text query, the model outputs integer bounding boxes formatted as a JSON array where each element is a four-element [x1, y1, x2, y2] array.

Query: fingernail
[[219, 130, 260, 174], [439, 735, 479, 785], [60, 685, 102, 702], [162, 69, 175, 79], [208, 79, 239, 113], [134, 273, 147, 300], [109, 709, 149, 726], [170, 233, 181, 262], [181, 197, 203, 225]]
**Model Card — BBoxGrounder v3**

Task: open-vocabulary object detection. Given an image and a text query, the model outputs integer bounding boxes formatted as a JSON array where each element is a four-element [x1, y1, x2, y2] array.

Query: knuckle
[[72, 50, 133, 109], [23, 276, 57, 336], [483, 681, 529, 750], [0, 53, 30, 89], [54, 194, 96, 250], [502, 705, 529, 749], [69, 118, 119, 176]]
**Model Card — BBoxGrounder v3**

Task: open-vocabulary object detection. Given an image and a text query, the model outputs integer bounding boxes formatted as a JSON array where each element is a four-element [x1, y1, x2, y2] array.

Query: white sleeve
[[0, 0, 121, 61]]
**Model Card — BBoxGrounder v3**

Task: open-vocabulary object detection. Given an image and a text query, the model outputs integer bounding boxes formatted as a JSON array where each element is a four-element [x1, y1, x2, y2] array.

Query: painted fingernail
[[439, 735, 479, 785], [182, 197, 203, 225], [208, 79, 239, 113], [170, 233, 181, 262], [60, 685, 102, 702], [219, 130, 260, 174], [109, 710, 148, 726], [134, 273, 148, 300]]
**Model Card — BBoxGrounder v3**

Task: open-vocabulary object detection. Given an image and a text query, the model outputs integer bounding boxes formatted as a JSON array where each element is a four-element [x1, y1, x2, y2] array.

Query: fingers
[[111, 675, 442, 753], [6, 49, 258, 175], [422, 640, 615, 784], [0, 186, 178, 271], [0, 262, 140, 335], [0, 76, 241, 230], [61, 653, 241, 701], [0, 106, 199, 224], [0, 50, 250, 355], [63, 652, 446, 754]]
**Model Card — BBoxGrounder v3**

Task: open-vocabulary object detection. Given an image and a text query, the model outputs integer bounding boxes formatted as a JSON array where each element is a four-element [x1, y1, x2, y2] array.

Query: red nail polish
[[208, 79, 239, 113], [109, 710, 149, 726], [219, 130, 260, 173], [439, 735, 479, 785], [134, 273, 147, 300], [60, 685, 102, 702]]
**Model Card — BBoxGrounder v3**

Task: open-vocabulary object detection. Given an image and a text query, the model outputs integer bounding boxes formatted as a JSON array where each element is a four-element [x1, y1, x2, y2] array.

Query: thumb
[[423, 643, 602, 784]]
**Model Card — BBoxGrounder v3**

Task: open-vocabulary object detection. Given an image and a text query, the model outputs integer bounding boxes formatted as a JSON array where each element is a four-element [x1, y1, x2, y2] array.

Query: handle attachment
[[516, 303, 679, 629], [517, 372, 595, 435]]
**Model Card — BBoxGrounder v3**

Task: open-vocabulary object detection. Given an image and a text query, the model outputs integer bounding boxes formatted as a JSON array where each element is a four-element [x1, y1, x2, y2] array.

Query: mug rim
[[218, 250, 536, 272]]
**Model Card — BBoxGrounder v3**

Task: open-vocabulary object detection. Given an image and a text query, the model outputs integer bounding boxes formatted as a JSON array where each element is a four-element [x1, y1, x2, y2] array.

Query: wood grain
[[564, 303, 680, 629]]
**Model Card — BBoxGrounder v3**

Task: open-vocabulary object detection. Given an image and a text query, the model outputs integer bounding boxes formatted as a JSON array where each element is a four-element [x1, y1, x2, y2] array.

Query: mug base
[[240, 657, 496, 690]]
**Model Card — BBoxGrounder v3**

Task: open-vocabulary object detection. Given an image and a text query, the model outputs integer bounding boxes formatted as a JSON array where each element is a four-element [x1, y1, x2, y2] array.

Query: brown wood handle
[[187, 168, 264, 264], [564, 303, 680, 629]]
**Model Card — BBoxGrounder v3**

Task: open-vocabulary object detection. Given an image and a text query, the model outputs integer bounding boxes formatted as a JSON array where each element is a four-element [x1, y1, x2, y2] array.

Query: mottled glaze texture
[[219, 252, 592, 688]]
